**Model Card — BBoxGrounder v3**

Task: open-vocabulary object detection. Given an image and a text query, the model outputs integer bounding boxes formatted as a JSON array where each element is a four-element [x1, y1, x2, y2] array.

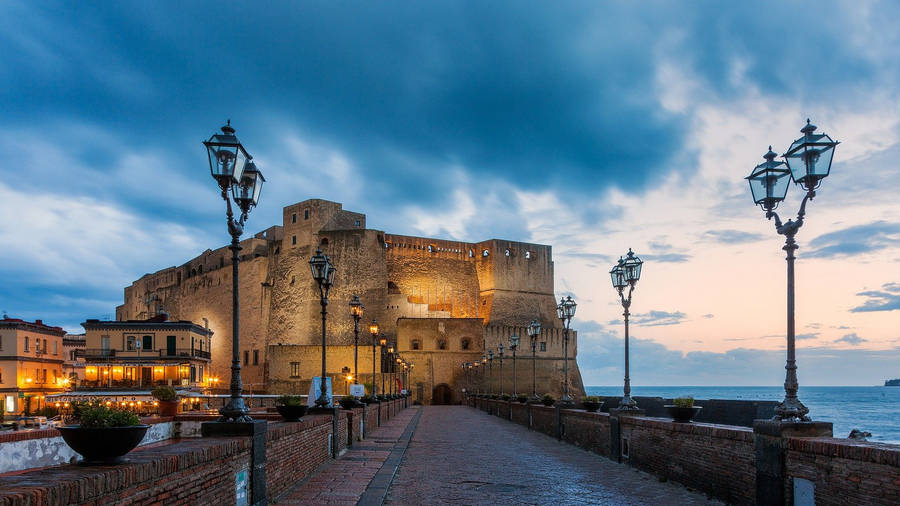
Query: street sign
[[349, 384, 365, 397]]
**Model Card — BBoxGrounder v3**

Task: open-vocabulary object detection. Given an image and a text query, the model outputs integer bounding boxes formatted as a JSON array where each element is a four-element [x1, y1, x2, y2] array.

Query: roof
[[81, 316, 213, 336], [0, 316, 66, 336]]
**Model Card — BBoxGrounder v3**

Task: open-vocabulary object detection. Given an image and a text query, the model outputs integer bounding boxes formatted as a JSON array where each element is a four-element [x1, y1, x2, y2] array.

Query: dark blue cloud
[[609, 310, 687, 327], [806, 221, 900, 259], [641, 253, 691, 263], [850, 282, 900, 313], [834, 333, 867, 346]]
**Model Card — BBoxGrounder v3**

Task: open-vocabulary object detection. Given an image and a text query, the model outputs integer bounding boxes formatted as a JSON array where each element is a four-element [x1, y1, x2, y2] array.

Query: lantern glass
[[746, 146, 790, 208], [610, 261, 627, 289], [528, 319, 541, 338], [498, 343, 504, 355], [232, 161, 264, 212], [622, 249, 642, 283], [379, 337, 387, 347], [369, 319, 379, 336], [349, 295, 363, 318], [783, 120, 838, 190], [309, 249, 328, 282], [563, 296, 577, 318], [510, 334, 520, 348], [204, 121, 248, 184], [556, 298, 566, 320]]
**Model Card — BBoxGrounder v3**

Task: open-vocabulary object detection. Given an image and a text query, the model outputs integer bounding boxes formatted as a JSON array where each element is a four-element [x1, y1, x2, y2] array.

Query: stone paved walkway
[[275, 407, 419, 505], [384, 406, 721, 506]]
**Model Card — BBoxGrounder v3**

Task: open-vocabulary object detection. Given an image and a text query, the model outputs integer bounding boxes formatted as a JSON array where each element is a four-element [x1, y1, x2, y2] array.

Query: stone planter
[[276, 404, 308, 422], [665, 405, 702, 423], [158, 400, 178, 417], [582, 401, 603, 412], [339, 398, 360, 410], [58, 425, 150, 465]]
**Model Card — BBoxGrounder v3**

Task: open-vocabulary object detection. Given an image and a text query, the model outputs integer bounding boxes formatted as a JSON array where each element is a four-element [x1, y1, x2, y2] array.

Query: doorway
[[432, 384, 453, 405]]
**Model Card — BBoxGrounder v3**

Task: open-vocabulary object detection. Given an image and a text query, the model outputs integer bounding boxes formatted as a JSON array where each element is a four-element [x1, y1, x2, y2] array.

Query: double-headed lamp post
[[473, 361, 481, 395], [527, 319, 541, 400], [369, 319, 379, 397], [387, 345, 395, 396], [509, 334, 519, 397], [746, 120, 839, 422], [309, 249, 337, 408], [610, 249, 643, 410], [379, 335, 387, 395], [349, 296, 364, 395], [204, 121, 264, 423], [556, 296, 577, 405]]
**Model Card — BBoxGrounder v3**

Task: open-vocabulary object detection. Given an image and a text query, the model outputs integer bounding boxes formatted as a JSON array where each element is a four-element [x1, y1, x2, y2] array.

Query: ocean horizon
[[585, 385, 900, 444]]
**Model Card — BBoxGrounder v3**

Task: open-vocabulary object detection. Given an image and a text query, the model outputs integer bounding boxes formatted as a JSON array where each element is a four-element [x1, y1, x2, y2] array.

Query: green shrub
[[79, 406, 141, 428], [673, 396, 694, 408], [500, 394, 511, 401], [516, 394, 528, 403], [277, 395, 305, 407], [151, 386, 177, 402], [582, 396, 600, 403], [541, 393, 555, 406]]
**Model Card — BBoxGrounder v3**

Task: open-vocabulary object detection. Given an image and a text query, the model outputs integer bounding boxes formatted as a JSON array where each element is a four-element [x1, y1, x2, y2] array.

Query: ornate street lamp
[[488, 350, 494, 396], [369, 319, 379, 397], [349, 295, 364, 399], [387, 345, 395, 396], [747, 120, 838, 421], [556, 296, 577, 405], [203, 121, 264, 423], [379, 334, 387, 395], [527, 319, 541, 400], [610, 249, 642, 410], [474, 360, 481, 395], [509, 334, 519, 397], [498, 343, 505, 396], [309, 249, 337, 408]]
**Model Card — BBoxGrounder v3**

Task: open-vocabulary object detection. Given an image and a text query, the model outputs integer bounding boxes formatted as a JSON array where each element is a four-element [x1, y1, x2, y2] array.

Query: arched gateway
[[432, 384, 453, 405]]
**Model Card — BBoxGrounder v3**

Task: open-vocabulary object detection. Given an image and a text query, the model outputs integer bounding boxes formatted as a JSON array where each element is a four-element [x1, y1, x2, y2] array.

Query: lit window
[[290, 362, 300, 378]]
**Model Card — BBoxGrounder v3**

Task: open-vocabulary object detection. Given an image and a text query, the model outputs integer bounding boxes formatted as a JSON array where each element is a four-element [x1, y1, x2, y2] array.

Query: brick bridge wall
[[0, 399, 408, 505], [470, 397, 899, 506]]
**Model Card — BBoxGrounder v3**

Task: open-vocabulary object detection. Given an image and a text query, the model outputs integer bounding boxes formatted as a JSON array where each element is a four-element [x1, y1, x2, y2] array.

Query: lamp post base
[[773, 397, 810, 422], [558, 394, 575, 407], [617, 395, 640, 411], [217, 398, 252, 423]]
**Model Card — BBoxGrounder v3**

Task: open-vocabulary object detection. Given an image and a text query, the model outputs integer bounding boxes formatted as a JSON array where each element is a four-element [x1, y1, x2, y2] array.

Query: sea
[[584, 385, 900, 445]]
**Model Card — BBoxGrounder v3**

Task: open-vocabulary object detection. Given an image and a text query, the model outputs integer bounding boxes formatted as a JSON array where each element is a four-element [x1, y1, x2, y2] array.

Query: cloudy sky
[[2, 1, 899, 386]]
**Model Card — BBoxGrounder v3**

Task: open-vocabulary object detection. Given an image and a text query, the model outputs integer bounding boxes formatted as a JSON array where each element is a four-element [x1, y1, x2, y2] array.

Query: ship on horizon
[[886, 378, 900, 386]]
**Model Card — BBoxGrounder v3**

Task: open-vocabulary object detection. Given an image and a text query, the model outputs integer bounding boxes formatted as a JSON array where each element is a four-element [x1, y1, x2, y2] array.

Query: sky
[[1, 1, 899, 386]]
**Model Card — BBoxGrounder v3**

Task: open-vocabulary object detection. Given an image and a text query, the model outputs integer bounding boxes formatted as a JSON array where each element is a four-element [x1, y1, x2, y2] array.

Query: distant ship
[[886, 379, 900, 386]]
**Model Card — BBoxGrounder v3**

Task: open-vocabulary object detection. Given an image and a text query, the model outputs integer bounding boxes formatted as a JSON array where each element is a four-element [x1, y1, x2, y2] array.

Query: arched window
[[411, 340, 421, 350], [427, 244, 434, 253], [191, 269, 196, 276], [525, 251, 531, 259], [320, 237, 329, 246], [504, 249, 510, 257], [461, 338, 470, 350], [482, 249, 489, 257], [437, 339, 447, 350], [468, 249, 474, 258]]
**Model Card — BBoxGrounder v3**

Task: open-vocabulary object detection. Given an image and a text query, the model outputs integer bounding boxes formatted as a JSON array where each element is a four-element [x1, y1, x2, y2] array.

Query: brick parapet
[[786, 436, 900, 466]]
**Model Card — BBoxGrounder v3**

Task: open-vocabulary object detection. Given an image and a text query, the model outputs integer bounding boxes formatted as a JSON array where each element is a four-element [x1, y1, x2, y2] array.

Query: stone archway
[[432, 383, 453, 405]]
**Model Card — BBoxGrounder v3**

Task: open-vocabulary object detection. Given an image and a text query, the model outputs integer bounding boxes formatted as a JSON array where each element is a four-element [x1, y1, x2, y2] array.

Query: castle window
[[304, 209, 310, 220], [354, 220, 361, 227], [411, 340, 421, 350], [482, 249, 489, 257], [243, 350, 249, 366], [191, 268, 196, 276], [292, 213, 297, 223], [320, 237, 329, 246], [461, 338, 470, 350], [24, 336, 28, 352], [290, 362, 300, 378], [292, 235, 297, 245], [540, 342, 547, 352], [505, 249, 510, 257], [253, 349, 259, 365], [525, 251, 531, 259], [198, 265, 203, 273], [437, 339, 447, 350], [468, 249, 474, 258]]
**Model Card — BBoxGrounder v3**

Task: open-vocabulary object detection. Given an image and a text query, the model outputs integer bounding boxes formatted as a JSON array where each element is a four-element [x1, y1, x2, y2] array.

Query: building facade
[[80, 316, 213, 390], [0, 317, 67, 415], [116, 198, 583, 404]]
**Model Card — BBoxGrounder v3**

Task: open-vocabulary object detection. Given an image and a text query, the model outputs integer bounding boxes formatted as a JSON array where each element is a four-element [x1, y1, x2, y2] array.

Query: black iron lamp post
[[746, 120, 839, 422], [204, 121, 264, 423], [556, 296, 577, 405], [498, 343, 505, 396], [387, 345, 395, 396], [488, 350, 494, 396], [349, 296, 364, 397], [527, 319, 541, 400], [379, 335, 387, 395], [309, 249, 337, 408], [369, 319, 379, 397], [610, 249, 643, 410], [509, 334, 519, 397]]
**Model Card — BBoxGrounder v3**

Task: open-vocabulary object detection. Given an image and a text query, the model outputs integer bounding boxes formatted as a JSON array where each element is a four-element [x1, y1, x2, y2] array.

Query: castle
[[116, 199, 583, 404]]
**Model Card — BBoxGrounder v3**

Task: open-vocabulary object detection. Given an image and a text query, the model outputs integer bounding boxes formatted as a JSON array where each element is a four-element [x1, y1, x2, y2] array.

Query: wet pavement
[[384, 406, 721, 506]]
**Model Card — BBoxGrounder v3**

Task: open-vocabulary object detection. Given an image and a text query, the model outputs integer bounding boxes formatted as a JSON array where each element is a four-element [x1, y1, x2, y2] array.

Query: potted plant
[[665, 397, 702, 423], [152, 386, 179, 416], [541, 394, 556, 407], [517, 394, 528, 403], [339, 396, 360, 410], [57, 406, 149, 465], [276, 395, 308, 421], [581, 396, 603, 412]]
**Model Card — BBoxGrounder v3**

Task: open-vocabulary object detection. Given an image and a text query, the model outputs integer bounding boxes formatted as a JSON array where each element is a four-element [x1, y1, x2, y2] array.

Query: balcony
[[82, 349, 210, 361], [83, 349, 116, 359]]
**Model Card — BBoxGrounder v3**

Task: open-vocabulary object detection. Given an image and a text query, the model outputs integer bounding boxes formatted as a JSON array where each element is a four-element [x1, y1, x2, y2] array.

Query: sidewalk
[[275, 407, 420, 505]]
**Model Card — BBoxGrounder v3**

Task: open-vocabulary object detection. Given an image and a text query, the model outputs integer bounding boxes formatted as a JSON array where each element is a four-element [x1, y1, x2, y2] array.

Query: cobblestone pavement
[[384, 406, 721, 506], [275, 408, 419, 505]]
